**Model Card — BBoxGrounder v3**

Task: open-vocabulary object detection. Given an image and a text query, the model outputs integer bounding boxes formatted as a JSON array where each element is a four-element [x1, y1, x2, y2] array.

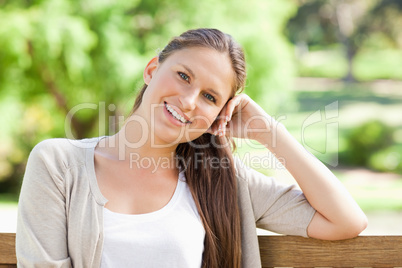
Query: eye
[[204, 93, 216, 103], [178, 72, 190, 83]]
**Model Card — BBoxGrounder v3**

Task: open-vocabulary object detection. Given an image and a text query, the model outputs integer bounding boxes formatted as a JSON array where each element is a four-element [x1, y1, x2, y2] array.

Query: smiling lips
[[164, 102, 192, 124]]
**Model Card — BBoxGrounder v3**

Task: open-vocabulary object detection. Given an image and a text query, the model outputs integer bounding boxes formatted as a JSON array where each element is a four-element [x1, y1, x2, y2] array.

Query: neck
[[98, 123, 180, 176]]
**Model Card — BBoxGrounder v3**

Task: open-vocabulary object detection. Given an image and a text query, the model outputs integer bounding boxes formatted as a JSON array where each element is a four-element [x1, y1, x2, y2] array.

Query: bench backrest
[[1, 233, 402, 267], [0, 233, 16, 268], [258, 235, 402, 267]]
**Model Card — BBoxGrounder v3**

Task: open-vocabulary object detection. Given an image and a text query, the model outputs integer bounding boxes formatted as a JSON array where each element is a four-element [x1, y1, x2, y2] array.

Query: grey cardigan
[[16, 137, 315, 268]]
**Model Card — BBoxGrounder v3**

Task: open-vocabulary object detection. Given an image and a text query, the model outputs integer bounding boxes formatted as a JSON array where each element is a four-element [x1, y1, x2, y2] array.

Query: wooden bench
[[1, 233, 402, 267]]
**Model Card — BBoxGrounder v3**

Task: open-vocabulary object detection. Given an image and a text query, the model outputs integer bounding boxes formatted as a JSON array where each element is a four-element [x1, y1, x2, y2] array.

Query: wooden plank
[[259, 235, 402, 267], [3, 233, 402, 267], [0, 233, 16, 265]]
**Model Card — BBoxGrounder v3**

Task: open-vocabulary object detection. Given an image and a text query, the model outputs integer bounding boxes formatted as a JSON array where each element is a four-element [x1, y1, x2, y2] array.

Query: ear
[[143, 57, 159, 85]]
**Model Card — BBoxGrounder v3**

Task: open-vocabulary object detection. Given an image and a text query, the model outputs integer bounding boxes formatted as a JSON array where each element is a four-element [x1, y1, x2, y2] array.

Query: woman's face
[[137, 47, 234, 146]]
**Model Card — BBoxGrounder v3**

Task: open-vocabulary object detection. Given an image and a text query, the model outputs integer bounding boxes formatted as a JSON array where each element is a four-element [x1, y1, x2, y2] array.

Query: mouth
[[164, 101, 192, 124]]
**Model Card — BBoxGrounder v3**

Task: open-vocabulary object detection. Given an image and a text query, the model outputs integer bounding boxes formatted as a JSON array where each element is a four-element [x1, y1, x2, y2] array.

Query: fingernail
[[226, 116, 230, 121], [222, 126, 227, 137]]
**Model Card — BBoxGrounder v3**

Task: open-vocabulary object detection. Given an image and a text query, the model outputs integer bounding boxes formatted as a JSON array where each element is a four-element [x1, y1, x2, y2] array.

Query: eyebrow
[[180, 64, 223, 101]]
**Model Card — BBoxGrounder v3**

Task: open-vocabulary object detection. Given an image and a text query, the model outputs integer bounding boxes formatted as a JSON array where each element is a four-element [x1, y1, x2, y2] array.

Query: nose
[[178, 89, 198, 111]]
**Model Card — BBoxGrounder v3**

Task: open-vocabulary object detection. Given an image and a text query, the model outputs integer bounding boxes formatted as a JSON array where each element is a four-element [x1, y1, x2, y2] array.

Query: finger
[[205, 125, 215, 135], [217, 113, 228, 137], [218, 96, 244, 137], [225, 94, 244, 121], [211, 95, 243, 137], [206, 121, 218, 135], [206, 115, 223, 136]]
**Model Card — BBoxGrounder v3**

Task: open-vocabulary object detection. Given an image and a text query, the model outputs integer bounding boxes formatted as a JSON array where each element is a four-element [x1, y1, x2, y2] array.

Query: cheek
[[149, 72, 177, 94], [193, 111, 220, 129], [160, 74, 177, 88]]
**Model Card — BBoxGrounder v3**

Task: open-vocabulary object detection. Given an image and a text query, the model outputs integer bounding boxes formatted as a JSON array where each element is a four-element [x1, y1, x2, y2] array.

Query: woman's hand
[[206, 93, 274, 142], [207, 93, 367, 240]]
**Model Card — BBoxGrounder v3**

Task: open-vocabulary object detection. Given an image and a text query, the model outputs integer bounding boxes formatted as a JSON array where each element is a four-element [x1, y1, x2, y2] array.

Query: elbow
[[340, 214, 368, 239], [355, 213, 369, 235], [308, 210, 368, 240]]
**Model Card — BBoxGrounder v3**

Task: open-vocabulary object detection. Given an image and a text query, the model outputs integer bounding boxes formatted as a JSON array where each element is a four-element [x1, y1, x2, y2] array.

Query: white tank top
[[100, 171, 205, 268]]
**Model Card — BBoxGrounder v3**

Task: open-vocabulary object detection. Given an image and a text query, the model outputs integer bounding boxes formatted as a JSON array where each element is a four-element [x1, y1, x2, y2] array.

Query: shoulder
[[233, 155, 270, 196], [29, 137, 100, 170], [232, 155, 249, 181], [232, 154, 288, 196], [232, 155, 265, 185], [23, 137, 102, 191]]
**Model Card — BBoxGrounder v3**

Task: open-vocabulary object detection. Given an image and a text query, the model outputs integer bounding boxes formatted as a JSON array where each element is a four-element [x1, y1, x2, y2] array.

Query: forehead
[[162, 47, 235, 101]]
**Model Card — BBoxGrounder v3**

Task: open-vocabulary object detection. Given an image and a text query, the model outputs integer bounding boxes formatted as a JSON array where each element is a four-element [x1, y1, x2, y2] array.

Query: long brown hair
[[131, 29, 246, 268]]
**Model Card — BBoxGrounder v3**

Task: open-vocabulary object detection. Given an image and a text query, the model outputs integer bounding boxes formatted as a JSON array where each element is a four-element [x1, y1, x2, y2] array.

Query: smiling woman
[[16, 28, 367, 268], [135, 46, 234, 144]]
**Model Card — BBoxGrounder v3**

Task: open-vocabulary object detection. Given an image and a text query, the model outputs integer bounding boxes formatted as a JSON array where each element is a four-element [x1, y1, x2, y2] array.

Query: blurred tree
[[0, 0, 297, 196], [286, 0, 402, 81]]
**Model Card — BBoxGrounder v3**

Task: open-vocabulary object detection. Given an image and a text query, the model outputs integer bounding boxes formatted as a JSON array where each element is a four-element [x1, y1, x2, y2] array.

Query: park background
[[0, 0, 401, 234]]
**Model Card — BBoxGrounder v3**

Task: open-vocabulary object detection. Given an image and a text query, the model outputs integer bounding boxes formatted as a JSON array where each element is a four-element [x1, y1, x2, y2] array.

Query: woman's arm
[[16, 140, 71, 267], [212, 93, 367, 240], [257, 122, 368, 240]]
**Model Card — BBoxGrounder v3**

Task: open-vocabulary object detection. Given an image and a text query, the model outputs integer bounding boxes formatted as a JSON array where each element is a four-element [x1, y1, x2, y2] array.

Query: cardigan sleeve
[[16, 140, 72, 267], [234, 156, 316, 237]]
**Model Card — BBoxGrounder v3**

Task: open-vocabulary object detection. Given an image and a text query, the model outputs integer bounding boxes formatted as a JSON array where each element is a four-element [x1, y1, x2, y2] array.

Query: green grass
[[336, 171, 402, 212], [0, 193, 19, 204], [0, 202, 18, 210], [297, 49, 347, 78], [295, 86, 402, 211], [297, 48, 402, 80], [354, 49, 402, 81], [233, 136, 402, 212]]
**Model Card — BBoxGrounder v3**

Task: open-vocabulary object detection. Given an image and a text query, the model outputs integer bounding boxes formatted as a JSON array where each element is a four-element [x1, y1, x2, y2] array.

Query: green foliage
[[368, 144, 402, 174], [0, 0, 298, 195], [340, 120, 394, 167], [286, 0, 339, 47], [286, 0, 402, 81]]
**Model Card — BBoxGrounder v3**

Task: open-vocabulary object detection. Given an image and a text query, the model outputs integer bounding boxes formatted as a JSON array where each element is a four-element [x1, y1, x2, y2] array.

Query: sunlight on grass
[[354, 49, 402, 81], [0, 202, 18, 211], [341, 176, 402, 211], [297, 48, 402, 80], [298, 49, 347, 78]]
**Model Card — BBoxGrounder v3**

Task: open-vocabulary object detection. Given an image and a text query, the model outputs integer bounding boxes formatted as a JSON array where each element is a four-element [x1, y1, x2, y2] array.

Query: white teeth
[[165, 103, 188, 123]]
